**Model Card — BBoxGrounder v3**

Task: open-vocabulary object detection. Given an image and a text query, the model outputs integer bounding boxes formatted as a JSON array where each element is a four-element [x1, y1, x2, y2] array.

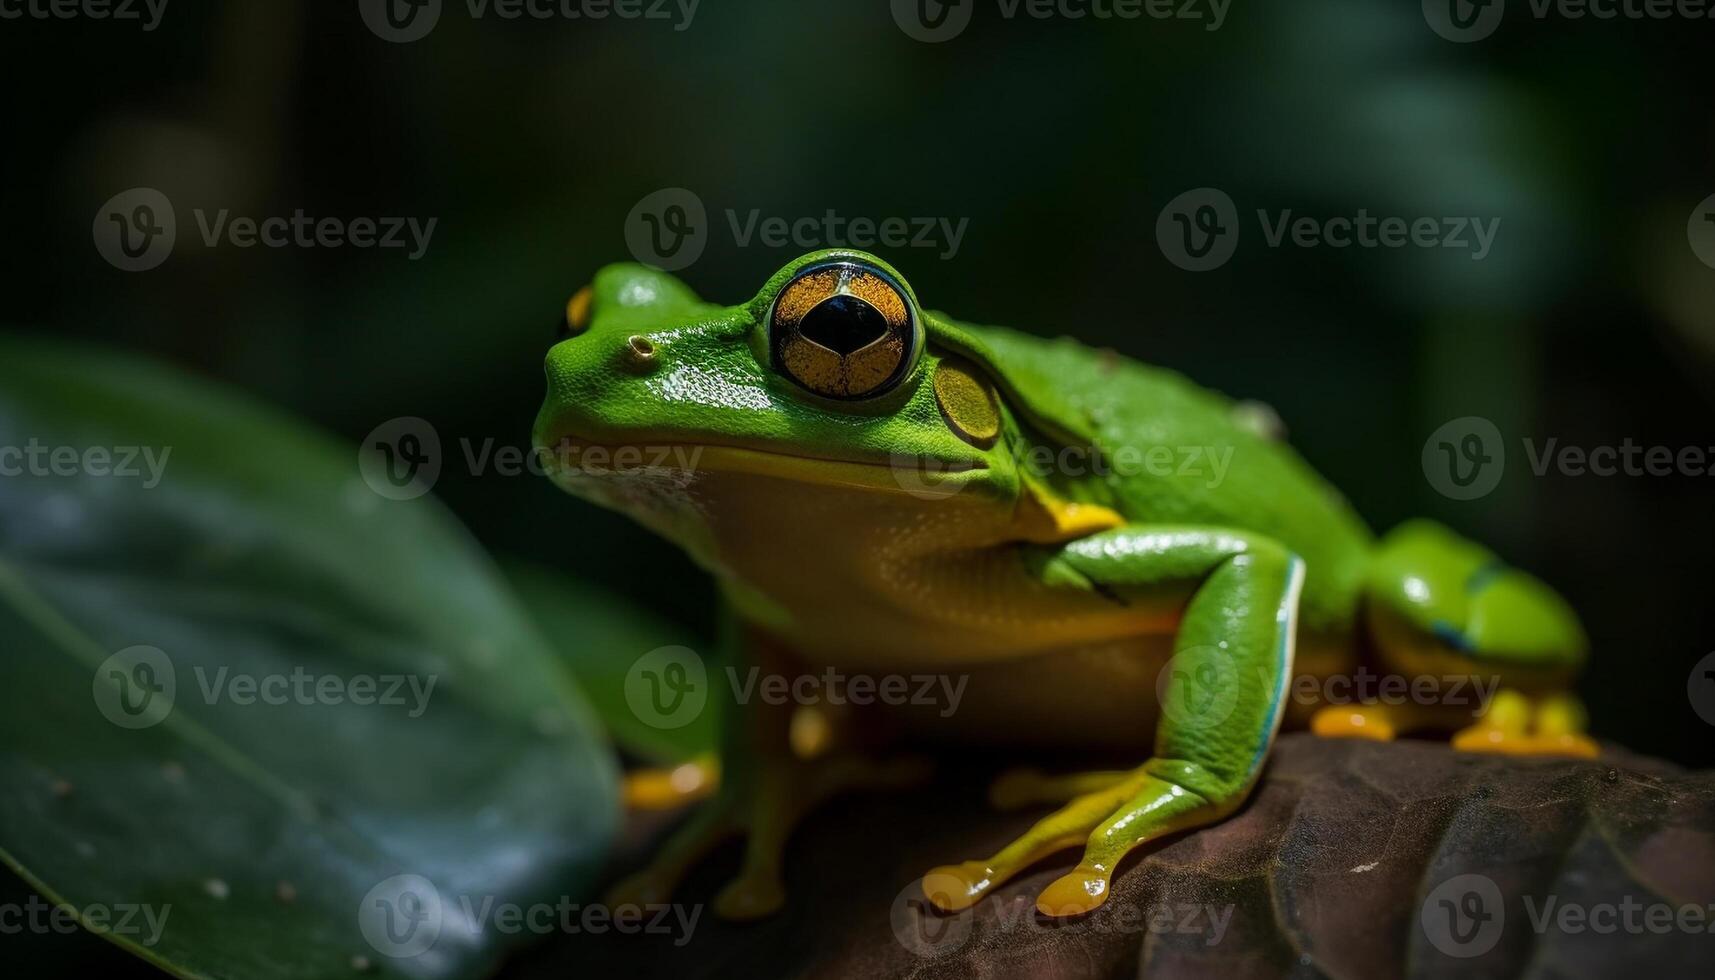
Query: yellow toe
[[1035, 866, 1110, 917], [1311, 707, 1396, 741], [713, 874, 785, 921], [921, 863, 991, 912], [1539, 733, 1600, 759]]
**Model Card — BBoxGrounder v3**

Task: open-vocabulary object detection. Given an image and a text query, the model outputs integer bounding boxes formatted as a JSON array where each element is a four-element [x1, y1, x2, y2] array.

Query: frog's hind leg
[[923, 527, 1303, 917], [986, 768, 1134, 810], [1365, 519, 1594, 757]]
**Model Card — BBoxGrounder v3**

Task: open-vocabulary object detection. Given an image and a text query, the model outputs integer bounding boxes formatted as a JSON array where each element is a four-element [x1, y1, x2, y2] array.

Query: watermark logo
[[359, 874, 444, 958], [359, 417, 443, 501], [1428, 0, 1715, 41], [892, 881, 1235, 958], [1422, 416, 1505, 501], [888, 453, 971, 501], [624, 188, 970, 269], [1157, 187, 1240, 273], [0, 896, 171, 947], [92, 645, 177, 729], [92, 648, 439, 727], [891, 0, 974, 42], [1424, 419, 1714, 499], [891, 441, 1235, 500], [1, 440, 171, 487], [890, 880, 976, 958], [1155, 645, 1241, 730], [0, 0, 168, 29], [360, 0, 698, 42], [1157, 187, 1500, 271], [625, 188, 708, 271], [1689, 193, 1715, 270], [359, 0, 442, 41], [1423, 0, 1505, 42], [622, 648, 969, 728], [94, 188, 176, 272], [95, 189, 436, 269], [892, 0, 1230, 40], [625, 646, 709, 730], [1689, 651, 1715, 727], [1421, 873, 1505, 957]]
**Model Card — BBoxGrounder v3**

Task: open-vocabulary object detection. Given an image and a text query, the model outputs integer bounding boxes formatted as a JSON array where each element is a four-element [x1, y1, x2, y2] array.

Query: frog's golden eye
[[769, 262, 919, 400]]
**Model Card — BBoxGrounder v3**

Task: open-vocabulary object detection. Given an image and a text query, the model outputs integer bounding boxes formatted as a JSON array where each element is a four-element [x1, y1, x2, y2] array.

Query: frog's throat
[[543, 437, 985, 494]]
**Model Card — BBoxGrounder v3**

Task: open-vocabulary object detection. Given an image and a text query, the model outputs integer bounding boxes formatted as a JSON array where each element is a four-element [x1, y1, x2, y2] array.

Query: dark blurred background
[[5, 3, 1713, 759]]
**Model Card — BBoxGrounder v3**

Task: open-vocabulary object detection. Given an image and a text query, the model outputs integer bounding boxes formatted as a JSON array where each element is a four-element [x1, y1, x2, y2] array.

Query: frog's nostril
[[620, 334, 659, 372], [799, 295, 889, 355]]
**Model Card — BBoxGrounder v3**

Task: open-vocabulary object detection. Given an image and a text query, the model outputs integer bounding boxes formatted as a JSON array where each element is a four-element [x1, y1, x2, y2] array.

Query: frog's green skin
[[533, 249, 1590, 920]]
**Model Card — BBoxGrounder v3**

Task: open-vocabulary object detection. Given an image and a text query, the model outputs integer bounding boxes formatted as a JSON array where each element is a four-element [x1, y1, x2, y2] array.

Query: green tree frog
[[532, 250, 1592, 921]]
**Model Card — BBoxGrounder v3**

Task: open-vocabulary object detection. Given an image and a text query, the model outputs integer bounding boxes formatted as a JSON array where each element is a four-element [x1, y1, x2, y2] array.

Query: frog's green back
[[933, 316, 1375, 634]]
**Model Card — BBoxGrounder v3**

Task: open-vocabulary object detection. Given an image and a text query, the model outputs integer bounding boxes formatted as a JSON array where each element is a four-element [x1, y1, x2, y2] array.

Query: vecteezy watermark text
[[1, 439, 171, 488], [357, 417, 706, 500], [1423, 417, 1715, 500], [1424, 0, 1715, 43], [893, 881, 1234, 958], [0, 0, 168, 29], [359, 0, 699, 43], [0, 896, 171, 947], [624, 646, 969, 729], [1156, 188, 1500, 272], [94, 188, 436, 271], [358, 875, 699, 958], [624, 188, 969, 271], [92, 646, 439, 730], [891, 0, 1230, 43]]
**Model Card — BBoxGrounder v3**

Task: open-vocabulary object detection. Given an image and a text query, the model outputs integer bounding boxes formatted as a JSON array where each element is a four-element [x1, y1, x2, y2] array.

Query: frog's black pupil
[[799, 295, 889, 355]]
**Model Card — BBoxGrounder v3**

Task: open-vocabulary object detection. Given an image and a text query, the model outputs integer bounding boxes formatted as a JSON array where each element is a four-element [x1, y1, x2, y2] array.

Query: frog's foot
[[1452, 690, 1598, 759], [1309, 703, 1405, 741], [925, 760, 1231, 917], [622, 752, 720, 811], [610, 753, 931, 921]]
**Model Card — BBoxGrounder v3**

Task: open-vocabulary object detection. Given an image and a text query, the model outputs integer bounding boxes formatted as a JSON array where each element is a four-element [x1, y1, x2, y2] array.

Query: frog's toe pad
[[921, 862, 993, 912], [1035, 866, 1110, 917], [1310, 706, 1398, 741], [713, 873, 785, 921], [1452, 728, 1600, 759]]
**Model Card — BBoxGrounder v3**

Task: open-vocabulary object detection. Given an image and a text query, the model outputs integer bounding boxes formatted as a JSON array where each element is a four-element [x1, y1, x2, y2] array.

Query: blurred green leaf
[[0, 335, 618, 979], [504, 561, 717, 764]]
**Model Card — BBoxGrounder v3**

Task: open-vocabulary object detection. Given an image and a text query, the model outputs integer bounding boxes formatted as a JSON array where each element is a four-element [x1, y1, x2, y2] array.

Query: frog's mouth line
[[543, 436, 985, 494]]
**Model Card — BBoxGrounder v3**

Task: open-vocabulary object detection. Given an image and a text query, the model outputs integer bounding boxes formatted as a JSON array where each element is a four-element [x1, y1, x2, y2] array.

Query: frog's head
[[531, 250, 1031, 549]]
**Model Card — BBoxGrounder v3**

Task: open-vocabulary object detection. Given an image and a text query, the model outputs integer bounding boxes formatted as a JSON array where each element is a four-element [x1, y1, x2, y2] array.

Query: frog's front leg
[[924, 527, 1301, 917], [604, 624, 929, 921]]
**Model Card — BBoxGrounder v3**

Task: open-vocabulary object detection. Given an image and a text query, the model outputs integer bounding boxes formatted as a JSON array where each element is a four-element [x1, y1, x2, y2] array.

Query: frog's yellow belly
[[862, 636, 1175, 749], [688, 470, 1173, 669]]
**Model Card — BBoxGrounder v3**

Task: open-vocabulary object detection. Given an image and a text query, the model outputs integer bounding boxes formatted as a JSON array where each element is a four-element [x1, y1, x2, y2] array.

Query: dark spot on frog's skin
[[1089, 579, 1129, 608], [1097, 348, 1121, 375], [1432, 620, 1476, 653], [1464, 560, 1508, 594]]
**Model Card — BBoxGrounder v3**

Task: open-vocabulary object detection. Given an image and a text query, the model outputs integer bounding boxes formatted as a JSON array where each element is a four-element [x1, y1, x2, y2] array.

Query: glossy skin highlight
[[533, 249, 1593, 921]]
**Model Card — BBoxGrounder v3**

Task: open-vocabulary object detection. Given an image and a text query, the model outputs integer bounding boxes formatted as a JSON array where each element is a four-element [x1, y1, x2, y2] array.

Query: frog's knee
[[1365, 520, 1586, 678]]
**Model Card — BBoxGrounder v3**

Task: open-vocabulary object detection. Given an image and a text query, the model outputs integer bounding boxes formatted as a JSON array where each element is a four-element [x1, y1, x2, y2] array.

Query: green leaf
[[0, 335, 619, 979], [503, 562, 717, 765]]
